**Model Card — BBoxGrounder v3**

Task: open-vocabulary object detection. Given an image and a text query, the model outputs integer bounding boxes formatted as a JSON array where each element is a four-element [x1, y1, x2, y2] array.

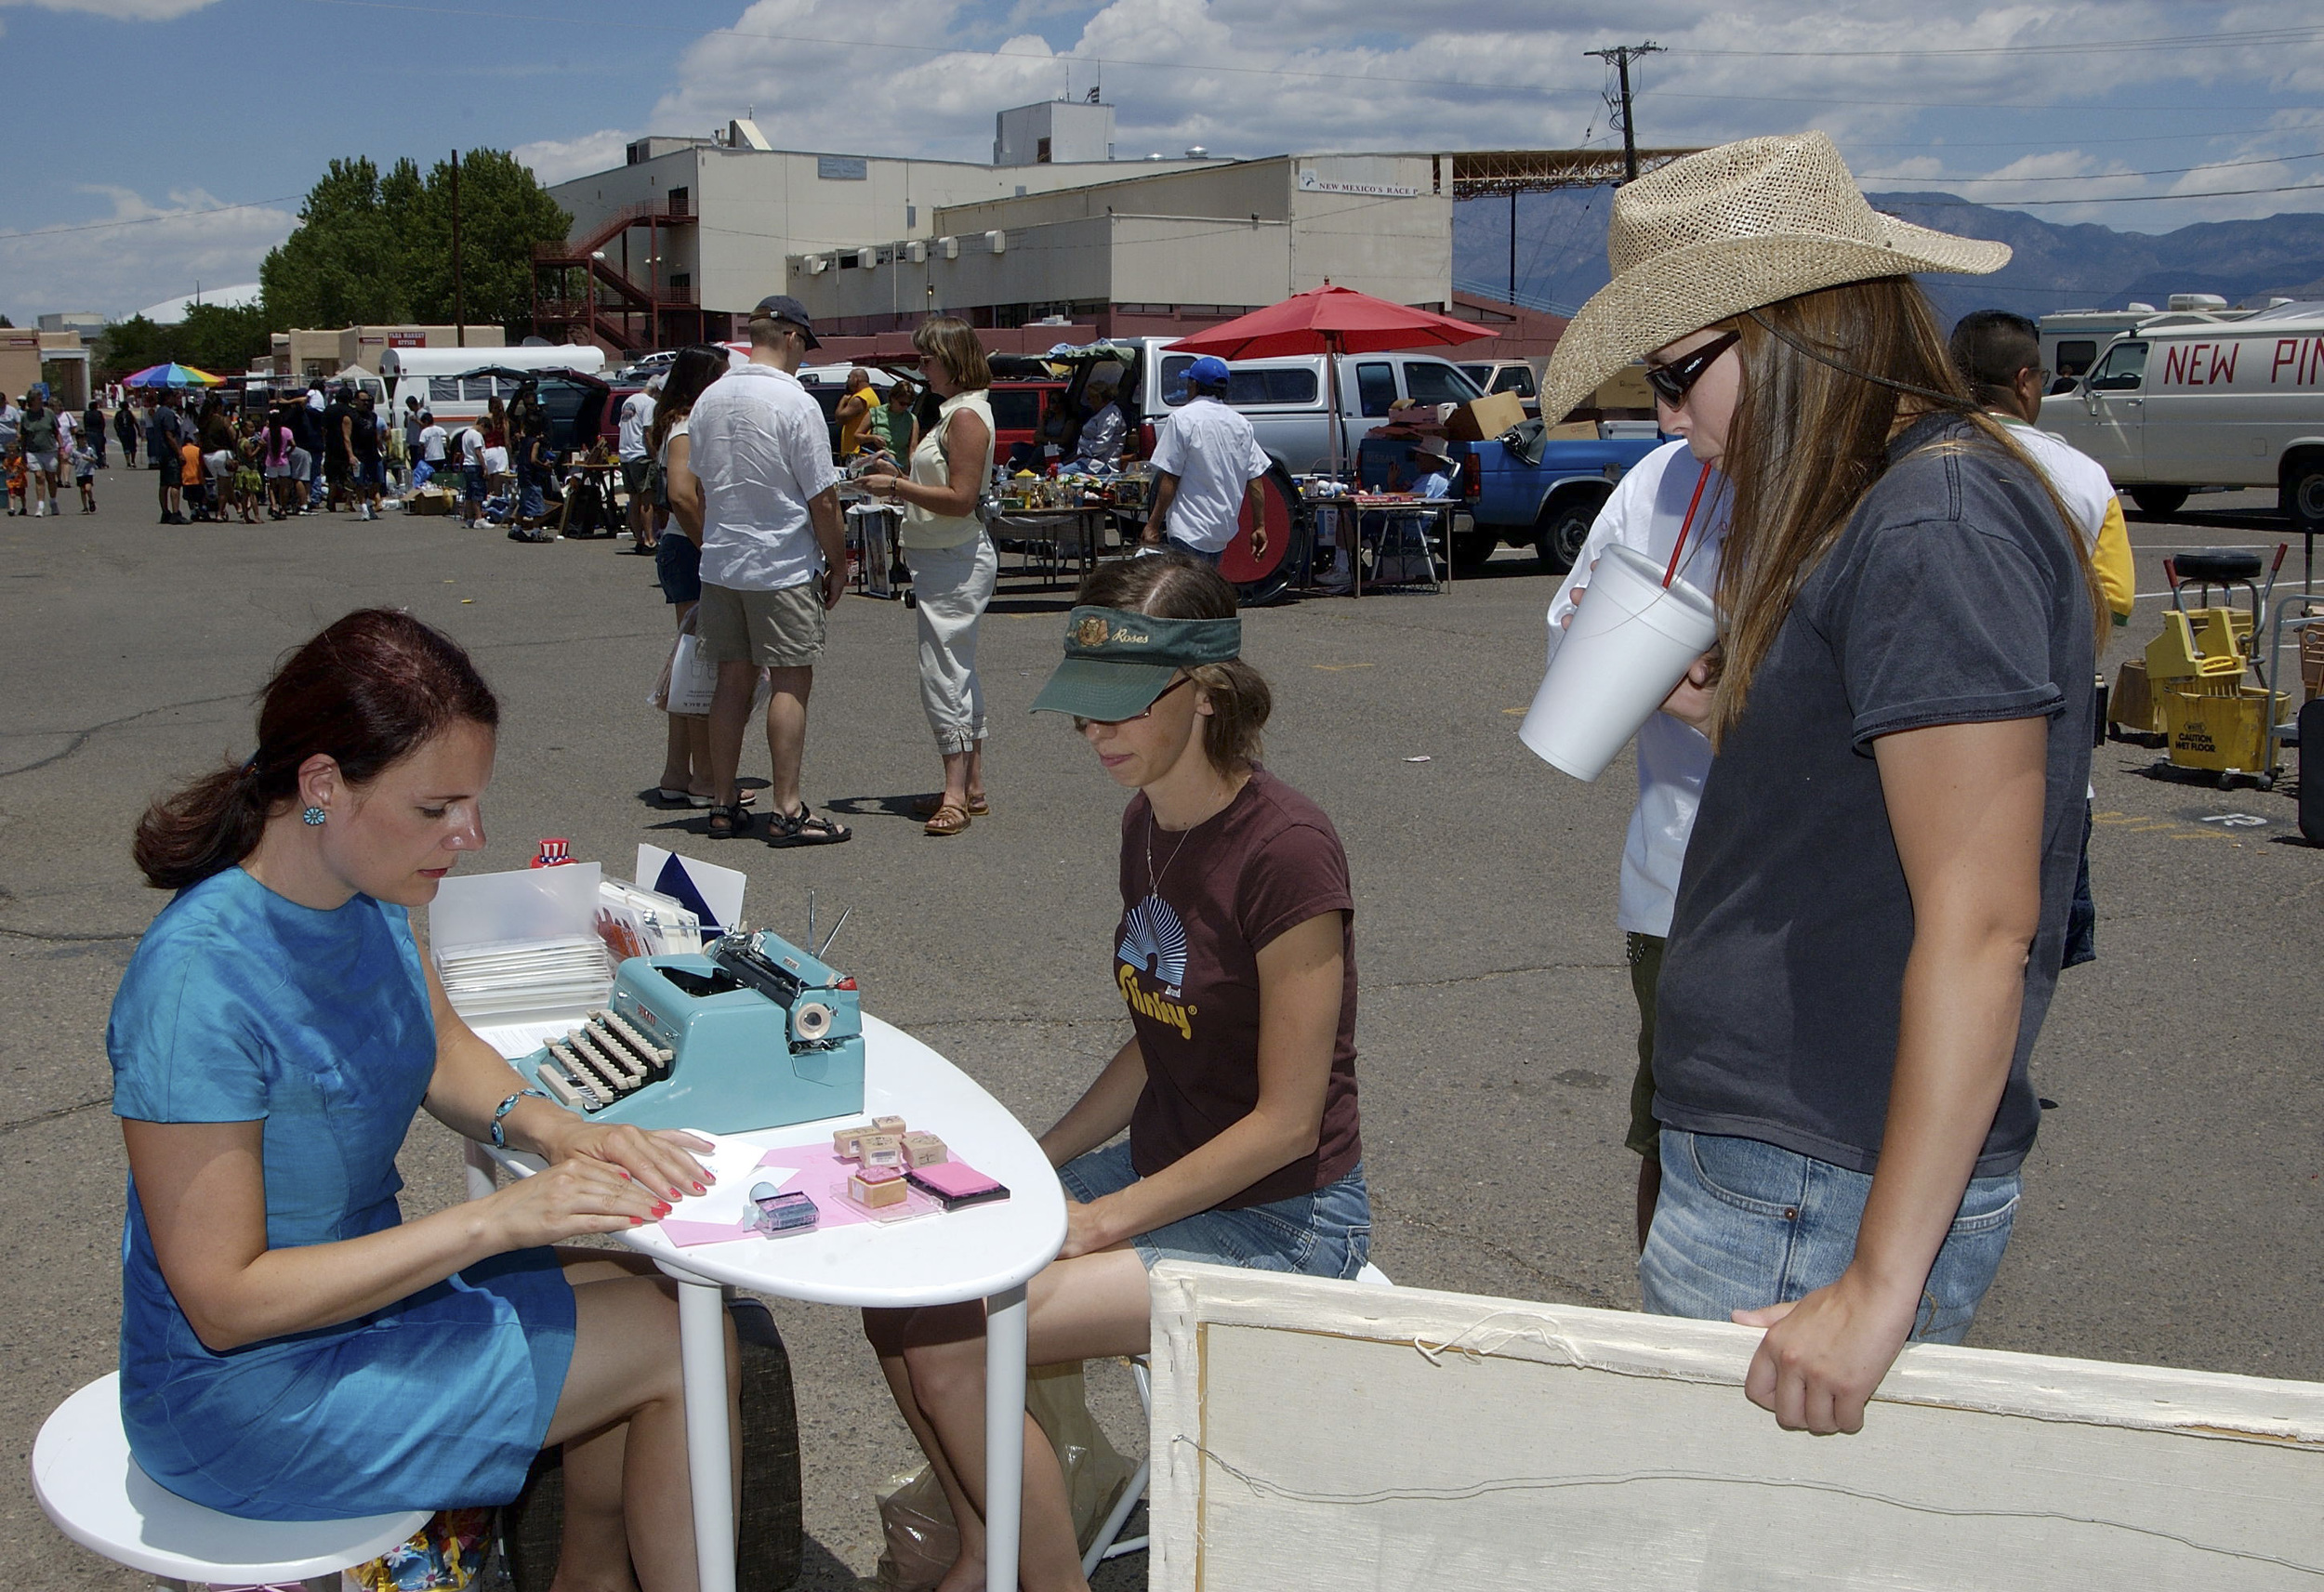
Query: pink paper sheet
[[659, 1144, 939, 1247]]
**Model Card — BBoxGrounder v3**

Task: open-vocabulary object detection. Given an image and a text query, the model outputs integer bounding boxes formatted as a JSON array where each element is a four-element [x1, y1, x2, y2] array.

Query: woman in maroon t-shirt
[[864, 555, 1368, 1591]]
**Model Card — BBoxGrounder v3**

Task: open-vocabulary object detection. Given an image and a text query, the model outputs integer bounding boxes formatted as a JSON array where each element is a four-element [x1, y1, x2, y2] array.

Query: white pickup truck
[[2038, 299, 2324, 528]]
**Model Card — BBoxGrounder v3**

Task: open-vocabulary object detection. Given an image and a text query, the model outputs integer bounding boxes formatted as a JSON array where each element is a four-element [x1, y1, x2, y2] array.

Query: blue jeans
[[1058, 1140, 1370, 1279], [1640, 1129, 2021, 1345]]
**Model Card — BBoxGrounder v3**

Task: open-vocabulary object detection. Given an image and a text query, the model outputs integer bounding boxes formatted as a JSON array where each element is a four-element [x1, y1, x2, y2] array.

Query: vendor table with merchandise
[[472, 1012, 1068, 1592]]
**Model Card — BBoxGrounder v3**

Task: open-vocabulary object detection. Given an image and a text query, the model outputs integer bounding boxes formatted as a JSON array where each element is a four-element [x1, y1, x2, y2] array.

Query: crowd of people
[[92, 130, 2138, 1592]]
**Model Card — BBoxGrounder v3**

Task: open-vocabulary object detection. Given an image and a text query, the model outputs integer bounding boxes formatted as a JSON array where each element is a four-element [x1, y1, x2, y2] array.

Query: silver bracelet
[[490, 1086, 548, 1150]]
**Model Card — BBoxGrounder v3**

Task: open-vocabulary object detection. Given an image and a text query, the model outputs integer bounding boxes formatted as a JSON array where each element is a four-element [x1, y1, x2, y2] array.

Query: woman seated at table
[[111, 608, 732, 1588], [864, 555, 1368, 1591]]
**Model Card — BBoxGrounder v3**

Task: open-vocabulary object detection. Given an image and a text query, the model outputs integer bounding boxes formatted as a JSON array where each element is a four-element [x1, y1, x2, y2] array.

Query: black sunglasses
[[1644, 331, 1740, 407]]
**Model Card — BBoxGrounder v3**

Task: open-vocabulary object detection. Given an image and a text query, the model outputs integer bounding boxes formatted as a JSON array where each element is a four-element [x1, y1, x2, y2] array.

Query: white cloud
[[517, 129, 635, 186], [0, 186, 295, 323]]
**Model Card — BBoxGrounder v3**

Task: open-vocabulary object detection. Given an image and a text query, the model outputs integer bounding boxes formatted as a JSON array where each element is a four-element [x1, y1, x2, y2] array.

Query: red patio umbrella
[[1167, 283, 1495, 480]]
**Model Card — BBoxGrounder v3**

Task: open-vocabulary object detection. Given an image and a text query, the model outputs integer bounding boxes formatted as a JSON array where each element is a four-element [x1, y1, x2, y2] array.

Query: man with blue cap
[[1141, 353, 1273, 564]]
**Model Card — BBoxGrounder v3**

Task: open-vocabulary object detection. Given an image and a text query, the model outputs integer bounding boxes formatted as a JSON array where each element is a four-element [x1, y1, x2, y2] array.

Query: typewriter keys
[[537, 1007, 677, 1112]]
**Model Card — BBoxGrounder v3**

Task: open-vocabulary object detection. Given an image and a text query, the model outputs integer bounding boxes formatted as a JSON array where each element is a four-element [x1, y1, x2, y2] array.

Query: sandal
[[764, 802, 852, 848], [706, 804, 753, 840], [911, 793, 990, 818], [922, 802, 972, 837], [657, 787, 756, 809]]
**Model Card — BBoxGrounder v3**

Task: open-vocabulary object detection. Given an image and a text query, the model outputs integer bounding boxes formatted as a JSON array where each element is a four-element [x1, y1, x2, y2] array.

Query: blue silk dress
[[108, 866, 575, 1520]]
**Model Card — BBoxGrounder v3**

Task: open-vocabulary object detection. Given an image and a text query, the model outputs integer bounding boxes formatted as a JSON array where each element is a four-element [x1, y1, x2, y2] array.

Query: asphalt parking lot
[[3, 475, 2317, 1588]]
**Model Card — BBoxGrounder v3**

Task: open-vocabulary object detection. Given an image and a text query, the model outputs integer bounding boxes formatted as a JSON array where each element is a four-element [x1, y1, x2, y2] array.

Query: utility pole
[[449, 149, 466, 347], [1586, 42, 1662, 182]]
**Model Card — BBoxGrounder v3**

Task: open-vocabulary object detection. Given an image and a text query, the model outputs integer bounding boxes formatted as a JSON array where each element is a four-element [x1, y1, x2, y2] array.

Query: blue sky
[[4, 0, 2321, 325]]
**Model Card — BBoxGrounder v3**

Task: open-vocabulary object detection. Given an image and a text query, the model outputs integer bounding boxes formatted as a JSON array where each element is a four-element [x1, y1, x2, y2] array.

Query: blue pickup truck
[[1452, 421, 1667, 573]]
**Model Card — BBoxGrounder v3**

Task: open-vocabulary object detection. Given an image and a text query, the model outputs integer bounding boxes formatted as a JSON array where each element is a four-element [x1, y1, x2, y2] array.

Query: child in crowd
[[73, 441, 98, 512], [179, 438, 206, 522], [5, 445, 23, 517]]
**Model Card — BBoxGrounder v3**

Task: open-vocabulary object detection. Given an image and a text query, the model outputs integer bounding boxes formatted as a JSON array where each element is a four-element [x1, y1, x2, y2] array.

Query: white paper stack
[[435, 935, 614, 1022]]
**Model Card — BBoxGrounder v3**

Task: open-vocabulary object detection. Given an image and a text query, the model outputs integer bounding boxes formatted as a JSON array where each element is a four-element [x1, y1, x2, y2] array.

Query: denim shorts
[[656, 531, 703, 604], [1057, 1140, 1370, 1280], [1639, 1128, 2021, 1345]]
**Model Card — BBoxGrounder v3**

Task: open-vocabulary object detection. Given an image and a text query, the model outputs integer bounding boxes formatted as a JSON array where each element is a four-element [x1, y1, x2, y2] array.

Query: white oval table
[[475, 1012, 1067, 1592]]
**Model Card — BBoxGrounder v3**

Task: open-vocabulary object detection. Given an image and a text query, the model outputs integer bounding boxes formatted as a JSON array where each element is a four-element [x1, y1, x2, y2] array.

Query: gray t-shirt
[[1654, 415, 2095, 1178]]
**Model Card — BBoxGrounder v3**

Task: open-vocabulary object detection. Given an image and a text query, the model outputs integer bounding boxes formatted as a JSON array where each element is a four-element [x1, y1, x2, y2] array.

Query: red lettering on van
[[2209, 344, 2238, 385], [2276, 340, 2300, 384], [2163, 345, 2190, 385]]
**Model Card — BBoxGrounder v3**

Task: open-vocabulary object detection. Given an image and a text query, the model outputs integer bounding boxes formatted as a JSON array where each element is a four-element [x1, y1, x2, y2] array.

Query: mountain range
[[1452, 189, 2324, 328]]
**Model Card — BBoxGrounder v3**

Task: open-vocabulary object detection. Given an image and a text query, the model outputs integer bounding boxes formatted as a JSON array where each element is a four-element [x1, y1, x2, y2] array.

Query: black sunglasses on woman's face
[[1644, 330, 1741, 406]]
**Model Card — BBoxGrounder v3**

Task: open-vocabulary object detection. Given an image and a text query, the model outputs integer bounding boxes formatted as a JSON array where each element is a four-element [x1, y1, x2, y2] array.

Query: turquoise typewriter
[[521, 928, 866, 1133]]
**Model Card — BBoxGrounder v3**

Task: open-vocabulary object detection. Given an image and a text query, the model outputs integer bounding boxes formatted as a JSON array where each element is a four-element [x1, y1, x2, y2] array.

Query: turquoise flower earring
[[302, 807, 327, 826]]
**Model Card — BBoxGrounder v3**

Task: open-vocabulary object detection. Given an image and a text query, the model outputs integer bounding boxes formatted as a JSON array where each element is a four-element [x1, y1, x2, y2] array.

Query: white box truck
[[2037, 299, 2324, 527]]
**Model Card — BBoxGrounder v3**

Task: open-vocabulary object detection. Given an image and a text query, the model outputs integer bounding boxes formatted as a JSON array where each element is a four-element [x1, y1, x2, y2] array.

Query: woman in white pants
[[862, 317, 998, 836]]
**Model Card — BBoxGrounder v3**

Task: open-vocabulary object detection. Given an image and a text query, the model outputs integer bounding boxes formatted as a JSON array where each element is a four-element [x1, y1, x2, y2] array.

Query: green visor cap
[[1028, 606, 1242, 721]]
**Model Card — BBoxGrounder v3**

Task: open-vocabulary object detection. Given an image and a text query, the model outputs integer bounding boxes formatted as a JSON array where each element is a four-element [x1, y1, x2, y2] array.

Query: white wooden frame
[[1148, 1261, 2324, 1590]]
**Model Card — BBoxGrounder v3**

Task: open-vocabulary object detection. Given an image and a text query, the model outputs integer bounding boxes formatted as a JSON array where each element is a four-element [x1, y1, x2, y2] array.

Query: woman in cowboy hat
[[1538, 133, 2105, 1438]]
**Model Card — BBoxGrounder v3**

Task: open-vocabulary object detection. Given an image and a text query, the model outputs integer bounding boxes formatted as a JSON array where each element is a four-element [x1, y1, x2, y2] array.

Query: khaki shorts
[[697, 580, 826, 668]]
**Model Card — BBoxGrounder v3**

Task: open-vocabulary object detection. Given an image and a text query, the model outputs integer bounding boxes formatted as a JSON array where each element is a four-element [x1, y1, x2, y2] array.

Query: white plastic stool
[[33, 1374, 431, 1591], [1082, 1261, 1392, 1576]]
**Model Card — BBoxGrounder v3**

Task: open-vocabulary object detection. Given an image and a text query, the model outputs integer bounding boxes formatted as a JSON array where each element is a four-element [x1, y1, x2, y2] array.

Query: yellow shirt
[[839, 384, 878, 456]]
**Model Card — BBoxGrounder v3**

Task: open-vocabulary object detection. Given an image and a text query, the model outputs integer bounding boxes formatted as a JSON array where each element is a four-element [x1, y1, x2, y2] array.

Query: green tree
[[409, 150, 571, 330], [259, 150, 569, 336], [178, 303, 272, 374], [95, 314, 177, 379], [260, 158, 410, 328]]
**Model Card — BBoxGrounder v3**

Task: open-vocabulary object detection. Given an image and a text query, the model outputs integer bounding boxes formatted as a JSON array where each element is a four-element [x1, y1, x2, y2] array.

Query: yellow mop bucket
[[2159, 682, 2291, 774]]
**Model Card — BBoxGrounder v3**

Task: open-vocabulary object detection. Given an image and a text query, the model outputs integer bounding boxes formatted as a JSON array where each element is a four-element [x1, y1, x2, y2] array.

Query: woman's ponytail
[[132, 760, 278, 892]]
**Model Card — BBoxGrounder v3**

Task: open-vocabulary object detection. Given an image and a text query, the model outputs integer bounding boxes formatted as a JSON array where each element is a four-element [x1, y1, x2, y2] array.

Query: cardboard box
[[1447, 390, 1529, 441]]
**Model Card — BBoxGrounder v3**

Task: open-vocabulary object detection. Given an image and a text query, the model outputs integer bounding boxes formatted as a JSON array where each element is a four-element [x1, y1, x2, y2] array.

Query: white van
[[2038, 299, 2324, 527], [380, 344, 608, 427]]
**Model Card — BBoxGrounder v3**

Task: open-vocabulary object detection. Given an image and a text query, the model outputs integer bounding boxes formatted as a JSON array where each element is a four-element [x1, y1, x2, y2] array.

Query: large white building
[[538, 102, 1647, 354]]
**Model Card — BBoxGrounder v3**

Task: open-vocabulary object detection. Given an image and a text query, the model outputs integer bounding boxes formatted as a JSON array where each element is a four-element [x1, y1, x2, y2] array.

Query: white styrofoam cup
[[1520, 543, 1721, 782]]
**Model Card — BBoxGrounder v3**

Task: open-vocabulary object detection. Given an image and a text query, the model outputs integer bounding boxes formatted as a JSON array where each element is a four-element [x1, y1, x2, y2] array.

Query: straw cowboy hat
[[1538, 132, 2010, 425]]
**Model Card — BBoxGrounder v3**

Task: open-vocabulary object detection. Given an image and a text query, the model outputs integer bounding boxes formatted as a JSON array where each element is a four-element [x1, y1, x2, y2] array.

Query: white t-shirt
[[458, 427, 484, 467], [55, 409, 78, 453], [2006, 420, 2114, 547], [1544, 439, 1730, 939], [419, 425, 448, 462], [655, 414, 690, 468], [618, 391, 655, 462], [1151, 396, 1270, 553], [688, 362, 842, 592], [482, 444, 509, 476]]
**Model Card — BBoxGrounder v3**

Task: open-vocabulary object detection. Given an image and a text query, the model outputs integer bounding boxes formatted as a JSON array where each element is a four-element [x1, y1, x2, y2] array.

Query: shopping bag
[[873, 1362, 1138, 1592], [663, 628, 720, 717]]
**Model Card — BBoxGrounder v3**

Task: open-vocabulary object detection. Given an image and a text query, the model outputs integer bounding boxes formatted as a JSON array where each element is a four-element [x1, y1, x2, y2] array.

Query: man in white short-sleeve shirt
[[1545, 436, 1729, 1250], [685, 294, 851, 844], [617, 383, 657, 548], [1142, 355, 1272, 563]]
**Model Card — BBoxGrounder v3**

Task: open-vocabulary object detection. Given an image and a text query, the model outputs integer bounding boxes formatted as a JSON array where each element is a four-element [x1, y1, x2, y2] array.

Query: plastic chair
[[31, 1373, 430, 1592], [1081, 1261, 1392, 1576]]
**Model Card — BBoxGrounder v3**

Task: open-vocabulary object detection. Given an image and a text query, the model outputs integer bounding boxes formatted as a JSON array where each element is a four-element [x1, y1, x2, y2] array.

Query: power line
[[0, 196, 299, 243], [1855, 149, 2324, 184], [1672, 24, 2324, 59], [1890, 178, 2324, 206], [1644, 87, 2324, 112]]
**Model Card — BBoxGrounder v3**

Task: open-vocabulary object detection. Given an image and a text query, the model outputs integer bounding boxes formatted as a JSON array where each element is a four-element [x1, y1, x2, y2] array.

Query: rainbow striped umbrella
[[122, 362, 225, 388]]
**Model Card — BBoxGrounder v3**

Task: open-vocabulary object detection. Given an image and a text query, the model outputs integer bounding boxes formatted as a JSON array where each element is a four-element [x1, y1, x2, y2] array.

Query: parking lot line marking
[[1314, 662, 1375, 672]]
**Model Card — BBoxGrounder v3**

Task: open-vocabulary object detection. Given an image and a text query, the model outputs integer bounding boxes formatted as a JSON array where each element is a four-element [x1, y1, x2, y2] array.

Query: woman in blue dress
[[111, 608, 733, 1588]]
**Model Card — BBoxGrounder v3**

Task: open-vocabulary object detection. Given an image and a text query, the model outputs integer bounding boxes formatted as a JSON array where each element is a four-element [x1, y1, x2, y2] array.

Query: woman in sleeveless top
[[860, 316, 999, 835]]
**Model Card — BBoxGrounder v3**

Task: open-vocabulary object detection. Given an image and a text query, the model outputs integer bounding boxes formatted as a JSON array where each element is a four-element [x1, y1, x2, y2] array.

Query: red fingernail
[[630, 1216, 645, 1225], [669, 1186, 684, 1200], [654, 1202, 672, 1217], [693, 1181, 706, 1194], [617, 1169, 632, 1180]]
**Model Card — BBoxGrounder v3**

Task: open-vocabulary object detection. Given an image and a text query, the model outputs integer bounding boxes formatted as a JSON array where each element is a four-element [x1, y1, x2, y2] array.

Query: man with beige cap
[[1534, 133, 2102, 1436]]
